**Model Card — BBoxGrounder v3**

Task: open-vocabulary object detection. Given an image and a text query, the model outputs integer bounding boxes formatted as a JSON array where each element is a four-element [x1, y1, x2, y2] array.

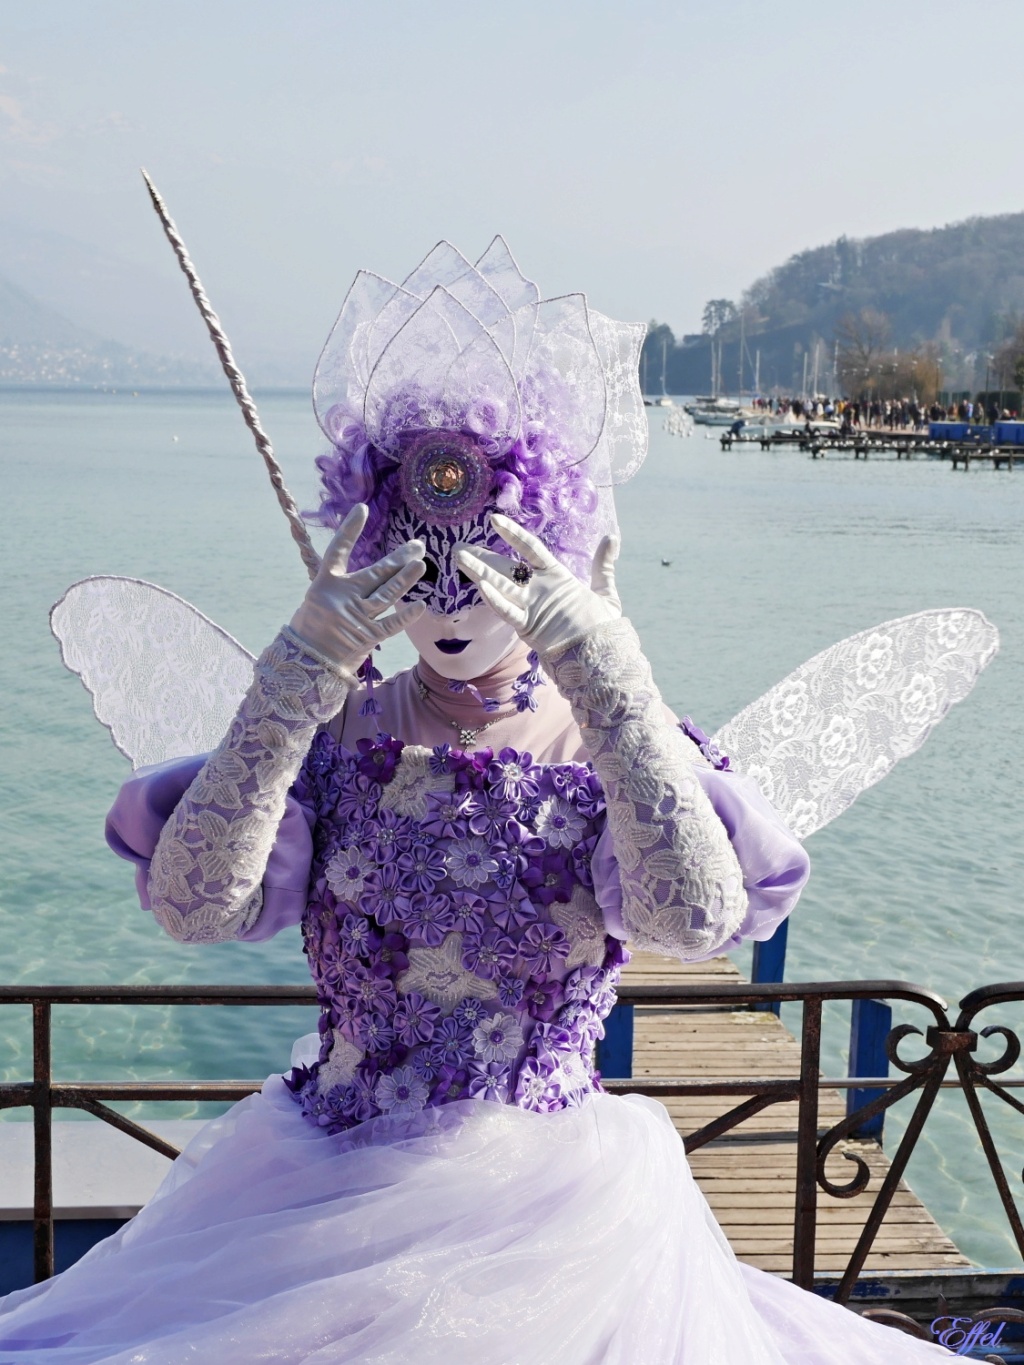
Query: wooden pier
[[618, 949, 970, 1279], [719, 425, 1024, 468]]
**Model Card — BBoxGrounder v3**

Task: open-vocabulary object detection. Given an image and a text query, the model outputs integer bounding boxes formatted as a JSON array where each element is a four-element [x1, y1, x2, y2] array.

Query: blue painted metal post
[[847, 999, 892, 1140], [596, 1004, 634, 1078], [751, 918, 788, 1015]]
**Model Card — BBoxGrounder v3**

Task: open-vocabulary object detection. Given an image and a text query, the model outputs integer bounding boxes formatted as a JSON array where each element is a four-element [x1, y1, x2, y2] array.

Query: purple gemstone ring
[[511, 561, 533, 585]]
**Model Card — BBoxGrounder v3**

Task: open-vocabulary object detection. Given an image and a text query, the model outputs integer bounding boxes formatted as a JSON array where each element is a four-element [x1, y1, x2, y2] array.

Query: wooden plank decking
[[619, 950, 970, 1277]]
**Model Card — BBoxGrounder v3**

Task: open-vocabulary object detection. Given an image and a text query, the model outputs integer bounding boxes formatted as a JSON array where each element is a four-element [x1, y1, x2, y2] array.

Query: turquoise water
[[2, 391, 1023, 1267]]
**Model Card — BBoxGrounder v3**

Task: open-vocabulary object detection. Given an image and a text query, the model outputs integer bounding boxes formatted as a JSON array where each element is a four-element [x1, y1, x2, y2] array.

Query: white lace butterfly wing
[[51, 576, 255, 769], [711, 609, 999, 840]]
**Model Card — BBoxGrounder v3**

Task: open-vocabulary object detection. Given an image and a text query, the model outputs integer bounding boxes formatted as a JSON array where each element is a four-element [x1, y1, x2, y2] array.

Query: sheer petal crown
[[312, 238, 648, 486]]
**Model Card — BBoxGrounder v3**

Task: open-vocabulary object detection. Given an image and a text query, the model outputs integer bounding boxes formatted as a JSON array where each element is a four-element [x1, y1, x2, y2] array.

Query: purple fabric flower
[[489, 850, 521, 894], [426, 1016, 471, 1068], [339, 911, 380, 957], [368, 932, 409, 978], [467, 792, 518, 841], [355, 733, 404, 784], [362, 864, 410, 924], [523, 979, 565, 1022], [468, 1060, 511, 1102], [514, 1056, 562, 1113], [352, 1011, 395, 1054], [361, 808, 414, 864], [284, 1063, 314, 1096], [461, 927, 517, 980], [571, 835, 597, 889], [333, 773, 378, 824], [393, 992, 441, 1046], [521, 850, 575, 906], [400, 892, 457, 947], [679, 715, 732, 771], [428, 743, 455, 776], [398, 842, 448, 893], [519, 922, 570, 976], [449, 891, 487, 935], [573, 769, 605, 818], [489, 890, 537, 933], [453, 996, 490, 1030], [496, 973, 526, 1009], [430, 1065, 468, 1104], [563, 965, 603, 1003], [341, 1071, 380, 1122], [412, 1049, 442, 1082], [343, 963, 398, 1014], [487, 748, 539, 801], [420, 791, 472, 841]]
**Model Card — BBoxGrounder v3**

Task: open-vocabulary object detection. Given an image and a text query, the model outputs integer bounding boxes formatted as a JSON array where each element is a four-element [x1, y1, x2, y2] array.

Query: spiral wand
[[141, 169, 321, 582]]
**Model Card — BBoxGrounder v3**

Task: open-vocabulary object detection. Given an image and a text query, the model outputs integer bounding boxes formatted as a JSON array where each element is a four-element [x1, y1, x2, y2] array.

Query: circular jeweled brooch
[[399, 431, 494, 528]]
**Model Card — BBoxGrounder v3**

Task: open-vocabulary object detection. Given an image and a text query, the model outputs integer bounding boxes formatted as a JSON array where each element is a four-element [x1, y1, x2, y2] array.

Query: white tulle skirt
[[0, 1056, 950, 1363]]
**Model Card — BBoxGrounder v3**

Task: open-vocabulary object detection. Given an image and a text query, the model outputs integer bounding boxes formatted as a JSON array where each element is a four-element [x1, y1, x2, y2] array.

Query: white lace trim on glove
[[545, 618, 748, 961], [148, 628, 352, 945]]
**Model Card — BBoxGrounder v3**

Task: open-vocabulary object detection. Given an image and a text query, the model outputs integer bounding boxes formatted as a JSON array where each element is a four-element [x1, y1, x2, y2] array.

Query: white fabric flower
[[446, 837, 498, 889], [375, 1066, 428, 1116], [325, 845, 373, 901], [472, 1012, 524, 1064], [535, 797, 587, 850]]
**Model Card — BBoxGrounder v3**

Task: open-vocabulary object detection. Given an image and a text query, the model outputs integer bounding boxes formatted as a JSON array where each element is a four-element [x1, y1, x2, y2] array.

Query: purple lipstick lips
[[435, 639, 470, 656]]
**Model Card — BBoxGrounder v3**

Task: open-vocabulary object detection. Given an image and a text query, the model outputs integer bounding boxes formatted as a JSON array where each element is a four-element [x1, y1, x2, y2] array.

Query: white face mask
[[404, 600, 520, 681]]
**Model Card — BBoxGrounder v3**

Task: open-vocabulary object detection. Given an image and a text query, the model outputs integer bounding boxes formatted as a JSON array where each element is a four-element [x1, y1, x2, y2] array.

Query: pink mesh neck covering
[[331, 644, 585, 765]]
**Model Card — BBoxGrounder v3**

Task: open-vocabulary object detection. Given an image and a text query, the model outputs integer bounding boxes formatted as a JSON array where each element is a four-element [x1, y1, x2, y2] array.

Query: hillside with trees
[[643, 212, 1024, 399]]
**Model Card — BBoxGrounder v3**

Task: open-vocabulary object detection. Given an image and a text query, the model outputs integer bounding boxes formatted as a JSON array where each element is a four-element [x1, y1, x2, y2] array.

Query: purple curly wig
[[308, 399, 602, 584]]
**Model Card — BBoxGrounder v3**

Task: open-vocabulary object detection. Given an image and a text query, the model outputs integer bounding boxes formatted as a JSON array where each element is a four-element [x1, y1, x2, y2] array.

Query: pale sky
[[2, 0, 1023, 379]]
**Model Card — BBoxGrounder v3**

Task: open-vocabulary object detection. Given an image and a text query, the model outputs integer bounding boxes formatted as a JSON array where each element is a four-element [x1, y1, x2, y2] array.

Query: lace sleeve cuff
[[543, 618, 749, 962], [146, 628, 353, 944]]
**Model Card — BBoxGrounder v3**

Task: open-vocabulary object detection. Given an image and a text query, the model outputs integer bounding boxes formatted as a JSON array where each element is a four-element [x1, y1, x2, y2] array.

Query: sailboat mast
[[738, 310, 744, 399]]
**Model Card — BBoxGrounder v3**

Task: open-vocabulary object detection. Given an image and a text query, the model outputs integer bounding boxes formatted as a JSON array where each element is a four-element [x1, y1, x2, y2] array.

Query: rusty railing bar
[[833, 1061, 950, 1305], [792, 997, 822, 1289], [32, 1000, 53, 1283]]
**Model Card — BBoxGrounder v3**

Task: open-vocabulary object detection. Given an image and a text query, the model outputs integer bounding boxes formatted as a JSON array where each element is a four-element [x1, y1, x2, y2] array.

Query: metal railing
[[2, 979, 1024, 1301]]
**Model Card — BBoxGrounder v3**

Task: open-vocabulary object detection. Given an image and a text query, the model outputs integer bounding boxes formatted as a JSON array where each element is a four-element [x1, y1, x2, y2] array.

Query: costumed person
[[4, 233, 984, 1362]]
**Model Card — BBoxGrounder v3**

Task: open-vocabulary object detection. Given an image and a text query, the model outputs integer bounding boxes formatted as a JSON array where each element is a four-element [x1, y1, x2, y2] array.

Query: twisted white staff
[[141, 169, 322, 582]]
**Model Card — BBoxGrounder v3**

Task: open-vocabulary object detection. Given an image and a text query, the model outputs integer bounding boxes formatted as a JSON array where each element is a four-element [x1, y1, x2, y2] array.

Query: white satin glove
[[289, 504, 426, 672], [456, 513, 621, 660]]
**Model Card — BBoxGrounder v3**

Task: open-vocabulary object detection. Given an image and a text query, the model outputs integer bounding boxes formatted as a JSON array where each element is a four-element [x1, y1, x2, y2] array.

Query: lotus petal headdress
[[312, 237, 648, 489]]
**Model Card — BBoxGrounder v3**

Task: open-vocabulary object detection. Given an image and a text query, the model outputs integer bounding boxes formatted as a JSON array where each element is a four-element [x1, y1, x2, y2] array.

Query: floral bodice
[[284, 730, 625, 1133]]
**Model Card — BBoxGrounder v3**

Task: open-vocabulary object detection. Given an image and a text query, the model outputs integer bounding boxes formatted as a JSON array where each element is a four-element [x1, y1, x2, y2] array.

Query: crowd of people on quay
[[747, 394, 1020, 430]]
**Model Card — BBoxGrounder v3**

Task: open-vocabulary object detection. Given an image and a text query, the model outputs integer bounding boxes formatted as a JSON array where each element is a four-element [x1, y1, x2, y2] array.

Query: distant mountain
[[0, 272, 217, 387], [645, 212, 1024, 395], [0, 218, 311, 388]]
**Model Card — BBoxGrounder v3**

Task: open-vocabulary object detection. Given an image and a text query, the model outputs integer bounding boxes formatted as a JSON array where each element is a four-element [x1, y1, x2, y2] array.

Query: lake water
[[2, 391, 1023, 1268]]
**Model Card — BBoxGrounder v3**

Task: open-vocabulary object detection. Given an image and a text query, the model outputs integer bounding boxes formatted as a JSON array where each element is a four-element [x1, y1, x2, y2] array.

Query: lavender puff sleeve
[[545, 618, 754, 962], [113, 628, 353, 945]]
